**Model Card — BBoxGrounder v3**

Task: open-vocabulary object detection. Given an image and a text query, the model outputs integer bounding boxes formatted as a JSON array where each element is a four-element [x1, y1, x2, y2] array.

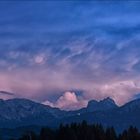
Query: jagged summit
[[87, 99, 98, 106], [87, 97, 118, 112], [100, 97, 116, 104]]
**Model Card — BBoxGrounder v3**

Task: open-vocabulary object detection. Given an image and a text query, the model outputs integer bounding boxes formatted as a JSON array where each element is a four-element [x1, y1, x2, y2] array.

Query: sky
[[0, 1, 140, 110]]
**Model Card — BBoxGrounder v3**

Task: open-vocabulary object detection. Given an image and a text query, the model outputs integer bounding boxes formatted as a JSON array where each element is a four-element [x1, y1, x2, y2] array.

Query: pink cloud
[[43, 91, 88, 110], [0, 61, 140, 109]]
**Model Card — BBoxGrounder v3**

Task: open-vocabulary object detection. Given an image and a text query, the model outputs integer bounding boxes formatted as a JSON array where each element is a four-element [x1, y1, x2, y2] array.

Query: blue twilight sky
[[0, 1, 140, 110]]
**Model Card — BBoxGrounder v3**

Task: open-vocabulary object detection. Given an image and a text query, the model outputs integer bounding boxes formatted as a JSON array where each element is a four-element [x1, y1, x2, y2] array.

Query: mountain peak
[[100, 97, 116, 104], [87, 99, 98, 105], [87, 97, 118, 112]]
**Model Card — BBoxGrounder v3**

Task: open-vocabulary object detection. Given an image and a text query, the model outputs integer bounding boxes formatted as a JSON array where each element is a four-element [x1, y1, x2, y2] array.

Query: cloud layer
[[0, 1, 140, 109]]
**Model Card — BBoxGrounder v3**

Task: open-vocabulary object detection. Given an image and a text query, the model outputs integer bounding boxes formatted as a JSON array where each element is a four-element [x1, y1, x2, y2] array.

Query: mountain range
[[0, 95, 140, 132], [0, 95, 140, 139]]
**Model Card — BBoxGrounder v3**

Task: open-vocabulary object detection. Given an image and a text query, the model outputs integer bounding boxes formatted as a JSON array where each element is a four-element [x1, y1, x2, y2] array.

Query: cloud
[[0, 91, 14, 95], [0, 1, 140, 110], [0, 35, 140, 107], [0, 91, 15, 100], [35, 56, 44, 64], [43, 91, 88, 111]]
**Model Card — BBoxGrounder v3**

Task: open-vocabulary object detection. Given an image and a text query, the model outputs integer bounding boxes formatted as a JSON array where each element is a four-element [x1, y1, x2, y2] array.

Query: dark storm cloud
[[0, 91, 14, 95]]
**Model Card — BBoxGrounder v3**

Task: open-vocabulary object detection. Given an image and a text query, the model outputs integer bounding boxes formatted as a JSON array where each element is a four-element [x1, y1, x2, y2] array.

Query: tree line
[[12, 121, 140, 140]]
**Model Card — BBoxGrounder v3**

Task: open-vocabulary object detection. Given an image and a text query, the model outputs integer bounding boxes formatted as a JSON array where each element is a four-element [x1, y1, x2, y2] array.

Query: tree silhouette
[[15, 121, 140, 140]]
